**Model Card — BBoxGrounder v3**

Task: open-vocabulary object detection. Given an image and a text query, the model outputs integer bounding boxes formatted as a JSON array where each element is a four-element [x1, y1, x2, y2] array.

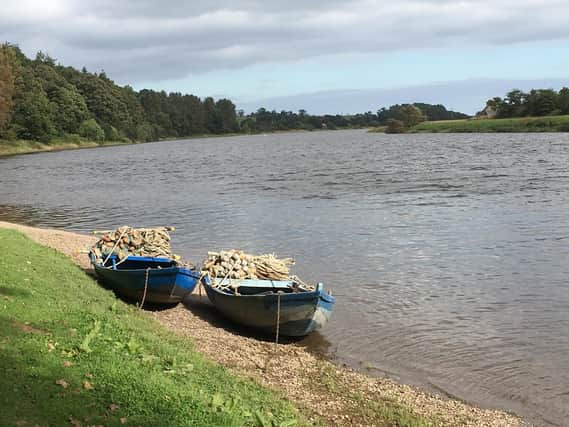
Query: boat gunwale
[[89, 253, 200, 279], [202, 276, 335, 303]]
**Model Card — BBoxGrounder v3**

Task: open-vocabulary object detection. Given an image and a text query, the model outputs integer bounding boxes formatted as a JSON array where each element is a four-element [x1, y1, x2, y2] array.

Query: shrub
[[0, 127, 18, 141], [62, 133, 82, 144], [385, 119, 407, 134], [102, 124, 120, 141], [78, 119, 105, 142], [135, 123, 155, 142]]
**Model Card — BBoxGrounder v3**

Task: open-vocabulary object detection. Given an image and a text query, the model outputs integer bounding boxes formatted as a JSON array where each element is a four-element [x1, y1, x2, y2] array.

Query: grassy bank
[[0, 132, 279, 157], [0, 229, 308, 426], [410, 115, 569, 133], [0, 138, 136, 157], [0, 129, 358, 158]]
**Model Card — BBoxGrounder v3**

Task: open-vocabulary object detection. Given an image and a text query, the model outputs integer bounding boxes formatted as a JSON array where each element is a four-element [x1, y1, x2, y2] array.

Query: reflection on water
[[1, 130, 568, 426]]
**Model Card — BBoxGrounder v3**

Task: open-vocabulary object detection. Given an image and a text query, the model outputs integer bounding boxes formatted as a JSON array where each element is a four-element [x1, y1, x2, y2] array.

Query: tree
[[558, 87, 569, 114], [0, 44, 16, 133], [34, 63, 89, 134], [385, 119, 406, 133], [413, 103, 469, 121], [102, 124, 121, 141], [497, 89, 528, 117], [393, 104, 425, 128], [216, 98, 238, 133], [204, 97, 221, 133], [525, 89, 557, 116], [78, 119, 105, 142], [11, 67, 56, 142]]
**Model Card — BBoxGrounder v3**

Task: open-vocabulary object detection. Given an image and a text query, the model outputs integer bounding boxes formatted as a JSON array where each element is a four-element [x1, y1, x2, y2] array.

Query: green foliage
[[244, 108, 378, 132], [0, 229, 309, 426], [204, 97, 221, 133], [33, 62, 89, 134], [11, 67, 56, 142], [216, 98, 239, 133], [412, 103, 469, 121], [102, 124, 121, 141], [392, 104, 425, 127], [484, 87, 569, 119], [378, 103, 467, 125], [61, 133, 83, 144], [558, 88, 569, 114], [78, 119, 105, 142], [135, 123, 156, 142], [385, 119, 407, 133]]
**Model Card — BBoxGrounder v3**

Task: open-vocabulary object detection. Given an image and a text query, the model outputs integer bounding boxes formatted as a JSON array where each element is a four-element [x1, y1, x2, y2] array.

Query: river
[[1, 130, 568, 426]]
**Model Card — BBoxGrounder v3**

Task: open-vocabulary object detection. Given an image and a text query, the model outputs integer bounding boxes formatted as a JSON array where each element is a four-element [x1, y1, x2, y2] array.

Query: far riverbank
[[411, 115, 569, 133], [368, 114, 569, 134]]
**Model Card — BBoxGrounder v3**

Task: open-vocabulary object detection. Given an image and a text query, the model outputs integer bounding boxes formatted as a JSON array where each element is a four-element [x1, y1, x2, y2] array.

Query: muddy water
[[1, 130, 568, 425]]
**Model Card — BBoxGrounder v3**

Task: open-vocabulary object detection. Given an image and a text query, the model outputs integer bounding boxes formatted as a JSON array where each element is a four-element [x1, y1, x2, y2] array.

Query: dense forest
[[0, 44, 240, 143], [0, 43, 469, 145], [483, 88, 569, 118]]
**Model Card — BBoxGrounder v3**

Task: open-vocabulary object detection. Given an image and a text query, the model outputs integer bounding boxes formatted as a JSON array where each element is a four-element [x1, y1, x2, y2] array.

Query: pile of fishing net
[[203, 250, 298, 281], [90, 226, 179, 261]]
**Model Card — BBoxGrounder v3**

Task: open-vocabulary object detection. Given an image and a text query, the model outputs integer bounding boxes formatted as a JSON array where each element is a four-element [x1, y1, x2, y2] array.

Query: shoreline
[[0, 220, 525, 426], [0, 128, 354, 158], [411, 115, 569, 133], [367, 115, 569, 134]]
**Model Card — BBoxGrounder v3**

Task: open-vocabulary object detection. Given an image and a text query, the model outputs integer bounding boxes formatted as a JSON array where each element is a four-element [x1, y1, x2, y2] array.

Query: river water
[[1, 130, 568, 425]]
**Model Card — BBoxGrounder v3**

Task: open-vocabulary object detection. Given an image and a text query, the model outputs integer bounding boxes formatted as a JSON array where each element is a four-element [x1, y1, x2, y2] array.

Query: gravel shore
[[0, 220, 525, 426]]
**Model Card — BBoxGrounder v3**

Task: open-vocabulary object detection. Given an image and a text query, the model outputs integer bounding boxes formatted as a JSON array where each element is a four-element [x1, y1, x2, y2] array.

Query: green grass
[[410, 115, 569, 133], [0, 138, 135, 157], [0, 229, 309, 427]]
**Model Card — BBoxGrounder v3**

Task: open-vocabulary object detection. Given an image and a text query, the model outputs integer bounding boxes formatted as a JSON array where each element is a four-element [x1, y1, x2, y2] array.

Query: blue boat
[[201, 277, 335, 336], [90, 254, 200, 305]]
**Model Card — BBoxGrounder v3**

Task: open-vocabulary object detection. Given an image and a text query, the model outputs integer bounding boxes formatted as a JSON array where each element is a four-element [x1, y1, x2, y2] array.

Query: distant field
[[410, 115, 569, 133]]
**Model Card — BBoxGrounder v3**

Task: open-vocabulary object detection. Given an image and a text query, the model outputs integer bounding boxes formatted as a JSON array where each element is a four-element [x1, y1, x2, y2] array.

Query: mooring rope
[[275, 292, 281, 345], [140, 267, 150, 309]]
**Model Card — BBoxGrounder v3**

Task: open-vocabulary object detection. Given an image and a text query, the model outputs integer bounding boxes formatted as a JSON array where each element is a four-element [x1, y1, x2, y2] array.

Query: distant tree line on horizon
[[0, 42, 470, 144], [483, 88, 569, 118]]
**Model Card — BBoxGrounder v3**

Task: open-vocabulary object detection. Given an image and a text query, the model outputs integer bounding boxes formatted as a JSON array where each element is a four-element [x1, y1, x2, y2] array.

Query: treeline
[[0, 42, 470, 145], [241, 109, 382, 132], [483, 88, 569, 118], [243, 103, 468, 133], [0, 44, 239, 143]]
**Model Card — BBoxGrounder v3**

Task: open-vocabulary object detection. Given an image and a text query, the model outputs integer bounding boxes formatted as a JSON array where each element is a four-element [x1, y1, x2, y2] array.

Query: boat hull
[[91, 255, 200, 304], [202, 278, 334, 336]]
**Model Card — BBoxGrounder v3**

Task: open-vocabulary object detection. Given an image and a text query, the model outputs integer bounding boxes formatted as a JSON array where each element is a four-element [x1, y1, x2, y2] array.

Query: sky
[[1, 0, 569, 114]]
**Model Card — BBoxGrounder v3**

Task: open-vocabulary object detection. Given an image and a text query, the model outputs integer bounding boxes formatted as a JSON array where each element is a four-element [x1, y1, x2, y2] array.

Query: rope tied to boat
[[275, 292, 281, 346], [140, 267, 150, 309]]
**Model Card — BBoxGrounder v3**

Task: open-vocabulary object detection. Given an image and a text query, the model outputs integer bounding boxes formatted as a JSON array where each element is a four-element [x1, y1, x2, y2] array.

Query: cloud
[[1, 0, 568, 83]]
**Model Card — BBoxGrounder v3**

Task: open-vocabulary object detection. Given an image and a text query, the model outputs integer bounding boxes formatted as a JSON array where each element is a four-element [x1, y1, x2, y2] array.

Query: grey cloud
[[1, 0, 568, 83]]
